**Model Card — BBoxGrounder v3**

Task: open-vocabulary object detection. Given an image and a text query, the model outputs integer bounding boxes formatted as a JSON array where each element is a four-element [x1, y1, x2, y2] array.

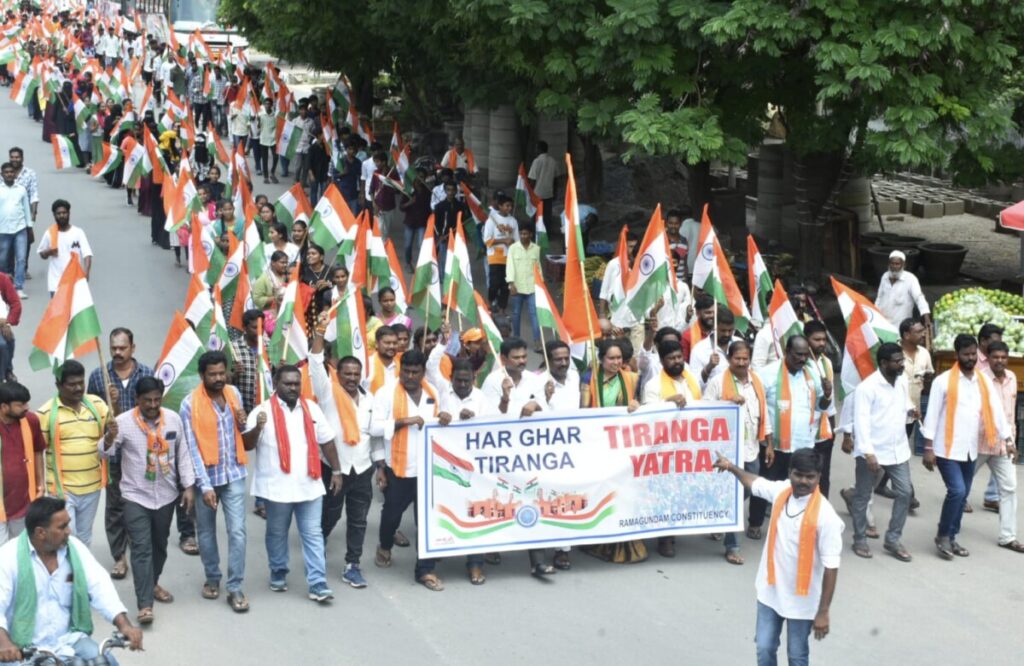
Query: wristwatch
[[331, 470, 343, 477]]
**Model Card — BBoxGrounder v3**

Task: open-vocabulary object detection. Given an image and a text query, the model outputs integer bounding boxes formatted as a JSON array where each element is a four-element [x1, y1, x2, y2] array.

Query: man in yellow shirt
[[36, 360, 111, 548], [506, 225, 542, 352]]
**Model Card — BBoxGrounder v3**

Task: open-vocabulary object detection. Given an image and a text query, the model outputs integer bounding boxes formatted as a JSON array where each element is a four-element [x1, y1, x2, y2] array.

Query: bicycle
[[20, 631, 129, 666]]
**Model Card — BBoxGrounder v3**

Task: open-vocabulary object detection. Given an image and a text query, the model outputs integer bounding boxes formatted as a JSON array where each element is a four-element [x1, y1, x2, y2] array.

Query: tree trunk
[[582, 135, 603, 202], [686, 161, 712, 217]]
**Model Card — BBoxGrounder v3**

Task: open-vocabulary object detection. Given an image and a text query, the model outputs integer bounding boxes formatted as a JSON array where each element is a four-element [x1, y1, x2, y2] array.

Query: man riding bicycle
[[0, 497, 143, 663]]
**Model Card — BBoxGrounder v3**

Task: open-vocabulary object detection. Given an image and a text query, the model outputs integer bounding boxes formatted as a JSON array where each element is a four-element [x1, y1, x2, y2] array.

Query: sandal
[[110, 558, 128, 580], [531, 563, 556, 577], [724, 551, 745, 566], [998, 540, 1024, 553], [137, 608, 154, 625], [417, 573, 444, 591], [865, 526, 880, 539], [484, 552, 502, 565], [394, 530, 411, 547], [467, 567, 486, 585], [950, 542, 970, 557], [227, 591, 250, 612], [935, 537, 954, 561], [746, 526, 762, 540], [883, 542, 912, 562], [201, 582, 220, 600], [852, 543, 873, 559], [179, 537, 199, 556], [253, 505, 267, 519], [710, 533, 723, 541], [552, 552, 572, 570], [153, 585, 175, 603]]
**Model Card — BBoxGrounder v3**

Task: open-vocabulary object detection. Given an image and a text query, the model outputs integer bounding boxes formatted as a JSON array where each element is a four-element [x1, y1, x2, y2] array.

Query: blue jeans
[[65, 490, 101, 548], [984, 475, 999, 503], [724, 459, 760, 552], [308, 180, 324, 206], [0, 228, 28, 289], [510, 293, 540, 341], [436, 242, 448, 290], [0, 333, 14, 380], [755, 601, 812, 666], [195, 477, 247, 592], [403, 225, 425, 267], [936, 457, 975, 540], [265, 497, 327, 590], [279, 155, 291, 176]]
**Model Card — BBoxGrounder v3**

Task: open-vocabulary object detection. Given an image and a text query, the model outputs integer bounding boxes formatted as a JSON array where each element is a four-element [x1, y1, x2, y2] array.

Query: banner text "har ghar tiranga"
[[417, 404, 743, 558]]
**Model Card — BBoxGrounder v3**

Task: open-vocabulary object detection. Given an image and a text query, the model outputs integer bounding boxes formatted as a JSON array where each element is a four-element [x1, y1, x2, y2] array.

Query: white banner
[[417, 403, 743, 558]]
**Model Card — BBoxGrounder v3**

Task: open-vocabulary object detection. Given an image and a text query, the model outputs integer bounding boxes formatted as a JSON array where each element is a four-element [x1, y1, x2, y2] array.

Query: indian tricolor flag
[[472, 292, 505, 386], [534, 202, 548, 255], [269, 263, 308, 365], [561, 154, 601, 344], [10, 70, 38, 106], [411, 216, 442, 331], [274, 182, 313, 226], [366, 217, 391, 290], [276, 116, 301, 160], [623, 205, 671, 320], [208, 123, 230, 165], [432, 441, 473, 488], [183, 273, 216, 348], [229, 258, 255, 331], [327, 290, 370, 378], [308, 182, 357, 254], [747, 235, 773, 328], [459, 182, 487, 248], [514, 163, 538, 217], [29, 255, 100, 373], [534, 265, 570, 340], [242, 214, 267, 279], [210, 285, 233, 359], [691, 205, 751, 332], [829, 276, 899, 342], [51, 135, 80, 169], [155, 311, 204, 411], [90, 142, 121, 178], [840, 303, 885, 398], [218, 231, 244, 306], [383, 239, 409, 314], [768, 279, 803, 355], [120, 136, 149, 188], [442, 213, 479, 324]]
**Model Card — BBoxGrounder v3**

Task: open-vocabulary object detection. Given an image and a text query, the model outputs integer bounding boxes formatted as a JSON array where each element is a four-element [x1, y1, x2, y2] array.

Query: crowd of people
[[0, 3, 1018, 666]]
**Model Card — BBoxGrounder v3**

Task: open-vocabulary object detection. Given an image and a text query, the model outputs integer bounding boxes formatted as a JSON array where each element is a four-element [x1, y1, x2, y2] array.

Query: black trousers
[[748, 450, 792, 528], [378, 466, 436, 578], [814, 439, 834, 499], [106, 461, 127, 561], [176, 495, 195, 540], [488, 264, 509, 311], [123, 499, 176, 609], [321, 463, 373, 565]]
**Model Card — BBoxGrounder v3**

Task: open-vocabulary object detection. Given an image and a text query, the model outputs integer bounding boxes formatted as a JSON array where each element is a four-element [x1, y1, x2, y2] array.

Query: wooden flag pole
[[421, 293, 431, 351]]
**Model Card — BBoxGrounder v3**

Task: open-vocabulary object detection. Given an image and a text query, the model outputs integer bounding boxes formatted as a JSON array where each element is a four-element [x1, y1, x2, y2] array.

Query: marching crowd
[[0, 4, 1017, 666]]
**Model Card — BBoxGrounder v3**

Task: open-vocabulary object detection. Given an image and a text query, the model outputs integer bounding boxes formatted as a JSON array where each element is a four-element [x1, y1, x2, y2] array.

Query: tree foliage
[[221, 0, 1024, 181]]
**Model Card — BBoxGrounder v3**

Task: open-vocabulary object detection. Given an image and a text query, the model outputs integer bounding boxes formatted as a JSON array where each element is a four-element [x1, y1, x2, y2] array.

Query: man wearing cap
[[426, 323, 491, 389], [875, 250, 931, 335]]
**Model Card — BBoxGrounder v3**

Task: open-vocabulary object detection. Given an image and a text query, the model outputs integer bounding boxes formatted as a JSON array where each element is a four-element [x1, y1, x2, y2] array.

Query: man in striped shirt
[[36, 360, 111, 548]]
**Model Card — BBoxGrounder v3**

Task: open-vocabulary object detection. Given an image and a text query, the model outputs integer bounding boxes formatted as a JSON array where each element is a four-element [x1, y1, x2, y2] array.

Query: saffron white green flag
[[514, 163, 538, 217], [308, 182, 357, 254], [268, 264, 308, 365], [747, 235, 773, 328], [274, 182, 313, 226], [51, 135, 80, 170], [691, 207, 751, 332], [411, 217, 442, 331], [442, 214, 479, 324], [29, 256, 101, 373], [623, 205, 671, 320], [276, 116, 301, 160], [155, 311, 205, 411]]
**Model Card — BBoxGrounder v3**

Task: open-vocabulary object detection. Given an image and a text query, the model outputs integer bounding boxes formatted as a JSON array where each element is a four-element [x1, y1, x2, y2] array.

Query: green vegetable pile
[[933, 288, 1024, 352]]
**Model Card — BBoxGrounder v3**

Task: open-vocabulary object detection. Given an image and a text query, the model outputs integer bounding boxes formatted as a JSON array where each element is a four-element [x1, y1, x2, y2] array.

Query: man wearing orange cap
[[426, 323, 490, 389]]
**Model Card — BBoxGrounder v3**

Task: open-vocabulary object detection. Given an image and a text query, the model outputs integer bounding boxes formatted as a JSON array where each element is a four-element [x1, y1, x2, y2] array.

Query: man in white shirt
[[369, 350, 443, 590], [0, 162, 32, 297], [921, 334, 1012, 560], [543, 341, 581, 412], [638, 325, 680, 393], [714, 448, 842, 666], [641, 339, 702, 409], [752, 322, 780, 370], [874, 250, 931, 335], [35, 199, 92, 297], [527, 141, 559, 229], [0, 497, 143, 661], [244, 366, 339, 603], [849, 343, 914, 561], [598, 231, 639, 337], [308, 333, 374, 588], [359, 143, 383, 208], [690, 307, 743, 389], [482, 338, 548, 419]]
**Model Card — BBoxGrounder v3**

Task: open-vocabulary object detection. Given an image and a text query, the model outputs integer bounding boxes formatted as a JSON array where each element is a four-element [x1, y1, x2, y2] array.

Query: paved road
[[3, 99, 1022, 666]]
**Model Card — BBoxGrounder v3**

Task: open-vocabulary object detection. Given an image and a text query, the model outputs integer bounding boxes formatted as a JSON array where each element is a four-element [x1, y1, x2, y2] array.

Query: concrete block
[[877, 200, 900, 216], [911, 200, 943, 218], [942, 199, 965, 216]]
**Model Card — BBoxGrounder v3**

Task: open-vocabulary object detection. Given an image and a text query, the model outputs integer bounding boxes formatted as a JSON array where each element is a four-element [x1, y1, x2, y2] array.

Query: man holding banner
[[714, 448, 843, 666]]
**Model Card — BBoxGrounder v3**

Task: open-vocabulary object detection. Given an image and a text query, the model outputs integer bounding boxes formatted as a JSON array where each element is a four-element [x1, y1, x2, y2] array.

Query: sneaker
[[17, 290, 26, 299], [308, 583, 334, 603], [342, 563, 368, 589], [269, 579, 288, 592]]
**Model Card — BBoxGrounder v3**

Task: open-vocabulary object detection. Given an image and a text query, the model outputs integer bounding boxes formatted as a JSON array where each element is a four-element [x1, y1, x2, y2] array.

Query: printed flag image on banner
[[417, 404, 742, 558]]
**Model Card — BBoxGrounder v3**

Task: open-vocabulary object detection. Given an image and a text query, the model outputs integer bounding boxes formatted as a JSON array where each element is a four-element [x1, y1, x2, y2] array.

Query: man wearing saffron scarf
[[309, 332, 375, 589], [245, 365, 339, 604], [102, 377, 195, 624], [747, 336, 829, 541], [181, 351, 251, 612], [681, 293, 715, 363], [0, 497, 142, 662], [690, 307, 743, 389], [805, 321, 836, 498], [362, 325, 400, 394], [849, 343, 915, 562], [714, 448, 843, 666], [921, 334, 1012, 560], [370, 350, 443, 590], [704, 340, 771, 565]]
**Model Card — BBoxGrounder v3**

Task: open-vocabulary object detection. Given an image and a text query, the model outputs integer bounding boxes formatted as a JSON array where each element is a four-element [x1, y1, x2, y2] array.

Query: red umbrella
[[999, 201, 1024, 274]]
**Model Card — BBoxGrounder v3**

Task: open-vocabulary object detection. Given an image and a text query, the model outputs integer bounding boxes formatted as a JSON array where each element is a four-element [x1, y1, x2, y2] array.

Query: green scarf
[[46, 395, 104, 499], [11, 531, 93, 648]]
